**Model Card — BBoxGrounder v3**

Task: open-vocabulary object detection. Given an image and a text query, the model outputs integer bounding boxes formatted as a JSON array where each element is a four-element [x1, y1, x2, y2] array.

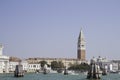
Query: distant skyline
[[0, 0, 120, 60]]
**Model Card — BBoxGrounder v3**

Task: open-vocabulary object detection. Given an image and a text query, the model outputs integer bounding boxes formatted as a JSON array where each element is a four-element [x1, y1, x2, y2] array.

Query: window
[[33, 65, 36, 68]]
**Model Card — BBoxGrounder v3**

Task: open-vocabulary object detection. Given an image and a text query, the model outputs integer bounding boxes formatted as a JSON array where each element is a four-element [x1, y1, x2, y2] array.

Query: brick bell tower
[[77, 29, 86, 60]]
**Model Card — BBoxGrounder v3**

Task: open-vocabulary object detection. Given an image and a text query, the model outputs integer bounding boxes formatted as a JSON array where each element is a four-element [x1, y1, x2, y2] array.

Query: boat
[[63, 60, 68, 75], [14, 65, 24, 77], [83, 71, 88, 75], [57, 68, 63, 73], [102, 69, 107, 75], [50, 70, 57, 73], [63, 67, 68, 75], [43, 68, 48, 74], [110, 70, 119, 74], [68, 70, 79, 75]]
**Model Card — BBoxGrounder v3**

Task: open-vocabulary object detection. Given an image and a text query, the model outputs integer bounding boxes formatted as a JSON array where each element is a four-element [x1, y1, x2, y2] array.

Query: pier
[[14, 64, 24, 77], [87, 57, 102, 79]]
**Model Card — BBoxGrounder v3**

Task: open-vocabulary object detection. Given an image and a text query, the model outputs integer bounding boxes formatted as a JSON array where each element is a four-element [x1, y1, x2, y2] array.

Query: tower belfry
[[77, 29, 86, 60]]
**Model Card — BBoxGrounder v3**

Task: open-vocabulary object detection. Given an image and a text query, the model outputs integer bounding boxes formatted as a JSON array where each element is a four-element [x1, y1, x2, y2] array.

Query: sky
[[0, 0, 120, 60]]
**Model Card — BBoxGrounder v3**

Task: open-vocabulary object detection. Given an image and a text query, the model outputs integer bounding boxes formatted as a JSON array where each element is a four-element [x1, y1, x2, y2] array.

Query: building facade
[[21, 60, 29, 71], [9, 61, 19, 72], [92, 56, 120, 72], [28, 63, 41, 72], [0, 44, 9, 73]]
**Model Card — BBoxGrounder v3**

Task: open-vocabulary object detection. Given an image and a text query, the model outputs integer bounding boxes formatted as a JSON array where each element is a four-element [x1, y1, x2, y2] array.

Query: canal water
[[0, 73, 120, 80]]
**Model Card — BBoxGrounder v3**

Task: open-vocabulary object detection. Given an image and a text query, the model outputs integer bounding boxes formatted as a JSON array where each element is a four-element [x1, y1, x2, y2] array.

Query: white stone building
[[111, 63, 118, 71], [9, 60, 29, 72], [0, 44, 9, 73], [21, 60, 29, 71], [28, 63, 41, 72], [9, 61, 19, 72], [94, 56, 119, 72]]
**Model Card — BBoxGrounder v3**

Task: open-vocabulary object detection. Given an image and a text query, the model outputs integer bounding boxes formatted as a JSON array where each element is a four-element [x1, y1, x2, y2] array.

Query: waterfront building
[[0, 44, 9, 73], [94, 56, 120, 72], [95, 56, 111, 72], [96, 56, 110, 69], [9, 56, 21, 72], [9, 61, 19, 72], [21, 60, 29, 72], [9, 59, 29, 72], [112, 60, 120, 70], [28, 62, 41, 72], [26, 58, 87, 69], [77, 29, 86, 60], [111, 63, 118, 71]]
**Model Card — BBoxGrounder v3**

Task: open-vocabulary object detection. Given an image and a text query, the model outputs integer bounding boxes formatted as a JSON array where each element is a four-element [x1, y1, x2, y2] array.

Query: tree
[[40, 61, 47, 68], [51, 61, 58, 70], [58, 61, 64, 68], [68, 63, 90, 71], [51, 61, 64, 70]]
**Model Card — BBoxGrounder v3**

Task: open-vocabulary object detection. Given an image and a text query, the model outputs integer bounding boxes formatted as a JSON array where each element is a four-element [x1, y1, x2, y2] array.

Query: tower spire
[[78, 29, 85, 43]]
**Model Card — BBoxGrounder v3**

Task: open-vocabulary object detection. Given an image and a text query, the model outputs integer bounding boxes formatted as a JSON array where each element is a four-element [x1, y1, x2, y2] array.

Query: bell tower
[[77, 29, 86, 60]]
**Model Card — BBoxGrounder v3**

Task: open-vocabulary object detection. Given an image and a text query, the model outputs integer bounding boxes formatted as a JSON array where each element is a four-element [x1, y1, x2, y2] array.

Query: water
[[0, 73, 120, 80]]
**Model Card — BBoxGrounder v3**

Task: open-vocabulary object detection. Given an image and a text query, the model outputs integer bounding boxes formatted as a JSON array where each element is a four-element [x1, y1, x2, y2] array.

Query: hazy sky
[[0, 0, 120, 60]]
